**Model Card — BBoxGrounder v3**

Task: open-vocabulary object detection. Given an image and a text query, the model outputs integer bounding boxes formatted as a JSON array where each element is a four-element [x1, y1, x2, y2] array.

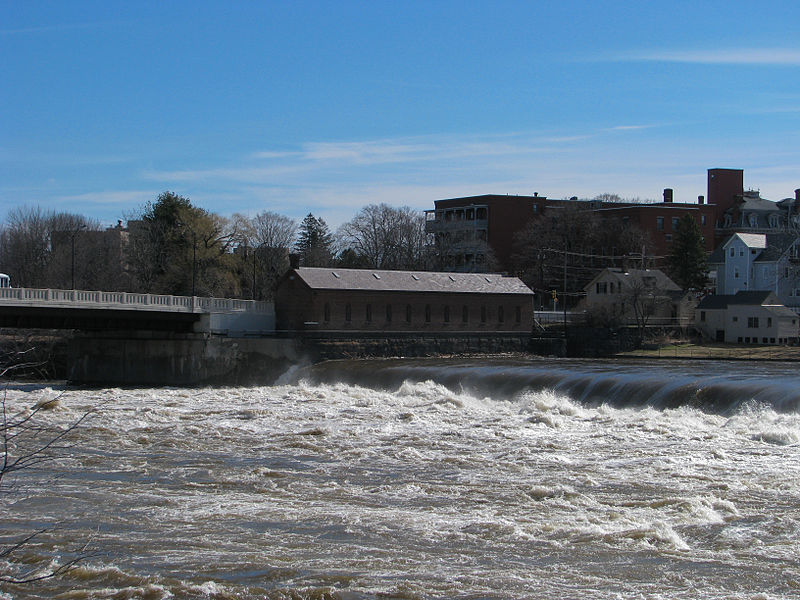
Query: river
[[2, 357, 800, 599]]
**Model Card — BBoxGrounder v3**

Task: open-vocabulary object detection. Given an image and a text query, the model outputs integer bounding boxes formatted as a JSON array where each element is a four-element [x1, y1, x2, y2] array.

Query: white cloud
[[616, 48, 800, 66]]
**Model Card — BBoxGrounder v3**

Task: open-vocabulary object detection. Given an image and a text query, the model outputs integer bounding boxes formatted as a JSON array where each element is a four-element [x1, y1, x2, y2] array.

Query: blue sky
[[2, 1, 799, 228]]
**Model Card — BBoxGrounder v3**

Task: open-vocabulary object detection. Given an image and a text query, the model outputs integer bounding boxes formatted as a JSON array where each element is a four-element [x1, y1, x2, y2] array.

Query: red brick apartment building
[[424, 168, 782, 272]]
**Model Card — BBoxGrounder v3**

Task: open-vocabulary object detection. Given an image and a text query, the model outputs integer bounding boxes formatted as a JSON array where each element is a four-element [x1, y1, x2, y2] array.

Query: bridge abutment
[[67, 332, 303, 386]]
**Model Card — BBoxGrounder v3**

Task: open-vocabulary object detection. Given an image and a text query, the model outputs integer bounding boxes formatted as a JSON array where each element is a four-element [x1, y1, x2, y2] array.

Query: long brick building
[[275, 267, 534, 333]]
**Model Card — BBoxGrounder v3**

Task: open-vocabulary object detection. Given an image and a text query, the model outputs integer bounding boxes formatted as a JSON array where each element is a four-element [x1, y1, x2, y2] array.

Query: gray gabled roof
[[584, 268, 681, 292], [697, 290, 777, 310], [291, 267, 534, 295]]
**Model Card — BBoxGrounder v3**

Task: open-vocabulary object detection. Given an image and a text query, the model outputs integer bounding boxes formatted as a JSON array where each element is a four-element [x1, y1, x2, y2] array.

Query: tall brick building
[[424, 168, 797, 274]]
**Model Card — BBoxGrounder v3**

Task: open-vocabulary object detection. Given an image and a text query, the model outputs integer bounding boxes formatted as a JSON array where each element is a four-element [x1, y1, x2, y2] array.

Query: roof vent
[[449, 275, 456, 281], [372, 273, 381, 280], [412, 274, 420, 281], [485, 277, 492, 283], [332, 272, 340, 278]]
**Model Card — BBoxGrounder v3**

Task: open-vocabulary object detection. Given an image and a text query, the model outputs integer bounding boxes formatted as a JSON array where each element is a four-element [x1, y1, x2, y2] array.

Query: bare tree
[[623, 277, 673, 338], [511, 203, 652, 307], [0, 206, 127, 291], [1, 357, 95, 584], [232, 211, 296, 299], [337, 204, 428, 270]]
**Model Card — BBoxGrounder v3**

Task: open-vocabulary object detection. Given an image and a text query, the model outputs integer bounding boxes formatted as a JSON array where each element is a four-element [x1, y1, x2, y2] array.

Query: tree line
[[0, 194, 434, 299], [0, 192, 707, 300]]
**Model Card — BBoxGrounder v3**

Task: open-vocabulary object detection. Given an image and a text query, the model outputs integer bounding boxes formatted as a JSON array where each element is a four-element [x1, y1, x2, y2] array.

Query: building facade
[[275, 267, 535, 332], [695, 291, 798, 345], [580, 268, 694, 326], [425, 169, 799, 275], [708, 232, 800, 312], [424, 194, 547, 272]]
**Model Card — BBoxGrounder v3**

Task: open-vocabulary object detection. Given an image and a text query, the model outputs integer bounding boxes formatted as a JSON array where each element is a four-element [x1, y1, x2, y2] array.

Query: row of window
[[723, 213, 782, 228], [700, 313, 798, 329], [729, 246, 759, 257], [738, 337, 795, 344], [324, 302, 522, 324], [656, 215, 708, 231], [595, 281, 621, 294], [438, 207, 489, 222]]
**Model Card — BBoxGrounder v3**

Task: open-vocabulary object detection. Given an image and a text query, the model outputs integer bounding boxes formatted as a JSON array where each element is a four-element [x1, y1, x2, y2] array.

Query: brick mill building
[[424, 168, 800, 273], [275, 267, 535, 332]]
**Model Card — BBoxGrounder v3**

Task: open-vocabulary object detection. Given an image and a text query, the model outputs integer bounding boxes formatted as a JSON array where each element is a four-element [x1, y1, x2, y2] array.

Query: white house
[[581, 268, 695, 326], [695, 291, 799, 344], [708, 232, 800, 313]]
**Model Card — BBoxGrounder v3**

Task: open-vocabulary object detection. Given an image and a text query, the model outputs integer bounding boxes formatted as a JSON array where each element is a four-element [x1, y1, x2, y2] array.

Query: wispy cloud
[[615, 48, 800, 66], [607, 124, 660, 132], [0, 21, 120, 36], [148, 132, 589, 186], [58, 190, 159, 206]]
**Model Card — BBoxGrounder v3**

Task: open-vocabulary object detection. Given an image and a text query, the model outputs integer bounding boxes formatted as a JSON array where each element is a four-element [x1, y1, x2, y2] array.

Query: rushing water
[[2, 357, 800, 599]]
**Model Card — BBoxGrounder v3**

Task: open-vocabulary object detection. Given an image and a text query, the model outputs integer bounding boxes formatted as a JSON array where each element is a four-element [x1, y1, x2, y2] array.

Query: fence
[[0, 287, 272, 314]]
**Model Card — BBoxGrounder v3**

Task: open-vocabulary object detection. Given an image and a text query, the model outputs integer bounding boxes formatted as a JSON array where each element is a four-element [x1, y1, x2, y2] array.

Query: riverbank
[[617, 342, 800, 361]]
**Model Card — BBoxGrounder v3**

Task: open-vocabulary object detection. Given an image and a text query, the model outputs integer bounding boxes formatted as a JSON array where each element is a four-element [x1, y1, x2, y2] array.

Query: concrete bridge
[[0, 287, 298, 385], [0, 287, 275, 335]]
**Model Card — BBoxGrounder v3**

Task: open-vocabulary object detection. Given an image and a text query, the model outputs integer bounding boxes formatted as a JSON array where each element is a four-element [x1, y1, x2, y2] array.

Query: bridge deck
[[0, 288, 274, 333], [0, 288, 271, 313]]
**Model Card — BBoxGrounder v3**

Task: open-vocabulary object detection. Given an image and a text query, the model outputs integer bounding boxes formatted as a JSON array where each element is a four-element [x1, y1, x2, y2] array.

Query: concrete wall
[[68, 333, 304, 386], [67, 331, 564, 386]]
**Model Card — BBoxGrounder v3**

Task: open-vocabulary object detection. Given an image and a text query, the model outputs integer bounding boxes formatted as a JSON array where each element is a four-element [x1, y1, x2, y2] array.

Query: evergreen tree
[[667, 213, 708, 290], [294, 213, 334, 267]]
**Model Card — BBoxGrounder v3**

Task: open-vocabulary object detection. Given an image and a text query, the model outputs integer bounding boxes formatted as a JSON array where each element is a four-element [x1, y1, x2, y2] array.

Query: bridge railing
[[0, 287, 272, 314]]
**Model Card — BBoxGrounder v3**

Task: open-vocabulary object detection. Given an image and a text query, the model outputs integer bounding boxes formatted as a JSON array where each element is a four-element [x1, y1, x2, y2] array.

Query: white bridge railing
[[0, 287, 272, 314]]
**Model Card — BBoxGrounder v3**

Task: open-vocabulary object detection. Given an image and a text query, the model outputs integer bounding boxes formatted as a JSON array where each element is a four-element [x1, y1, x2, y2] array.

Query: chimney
[[663, 188, 673, 203], [698, 195, 705, 205], [796, 189, 800, 202]]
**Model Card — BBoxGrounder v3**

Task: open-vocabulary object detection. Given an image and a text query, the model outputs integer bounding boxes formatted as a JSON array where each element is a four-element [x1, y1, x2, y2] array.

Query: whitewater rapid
[[2, 358, 800, 599]]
